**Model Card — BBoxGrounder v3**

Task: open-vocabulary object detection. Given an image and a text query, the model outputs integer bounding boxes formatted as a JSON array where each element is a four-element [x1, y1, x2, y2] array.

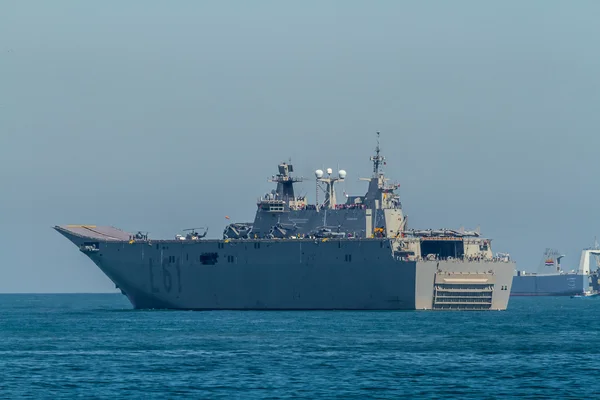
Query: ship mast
[[315, 167, 346, 210], [370, 131, 385, 177], [268, 162, 303, 203]]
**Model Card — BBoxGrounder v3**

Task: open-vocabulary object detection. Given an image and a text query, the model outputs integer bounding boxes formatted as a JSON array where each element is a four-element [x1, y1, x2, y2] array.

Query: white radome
[[326, 168, 333, 175], [315, 169, 324, 178], [338, 169, 347, 179]]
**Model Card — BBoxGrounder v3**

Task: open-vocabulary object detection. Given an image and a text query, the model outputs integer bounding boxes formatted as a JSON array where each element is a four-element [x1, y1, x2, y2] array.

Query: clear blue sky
[[2, 1, 599, 292]]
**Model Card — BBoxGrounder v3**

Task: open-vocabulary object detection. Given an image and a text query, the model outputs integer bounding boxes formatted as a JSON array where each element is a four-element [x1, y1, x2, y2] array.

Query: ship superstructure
[[55, 132, 516, 311], [227, 133, 404, 241], [511, 242, 600, 296]]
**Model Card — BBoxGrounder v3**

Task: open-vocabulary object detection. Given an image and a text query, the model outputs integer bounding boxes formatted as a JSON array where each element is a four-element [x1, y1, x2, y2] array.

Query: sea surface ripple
[[0, 294, 598, 399]]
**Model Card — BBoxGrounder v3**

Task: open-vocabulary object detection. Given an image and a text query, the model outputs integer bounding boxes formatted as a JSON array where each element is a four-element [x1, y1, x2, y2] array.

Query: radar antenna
[[267, 161, 303, 203], [315, 167, 345, 210]]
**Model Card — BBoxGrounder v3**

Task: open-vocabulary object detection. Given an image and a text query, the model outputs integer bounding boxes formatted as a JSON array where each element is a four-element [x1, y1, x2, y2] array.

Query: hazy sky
[[2, 1, 600, 293]]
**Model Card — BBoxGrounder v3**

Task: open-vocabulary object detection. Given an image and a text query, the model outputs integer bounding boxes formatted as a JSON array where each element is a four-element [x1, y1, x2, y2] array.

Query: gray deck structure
[[55, 133, 515, 310]]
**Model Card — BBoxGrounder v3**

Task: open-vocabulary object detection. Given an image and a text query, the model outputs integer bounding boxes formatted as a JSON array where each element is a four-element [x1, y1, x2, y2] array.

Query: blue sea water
[[0, 295, 599, 399]]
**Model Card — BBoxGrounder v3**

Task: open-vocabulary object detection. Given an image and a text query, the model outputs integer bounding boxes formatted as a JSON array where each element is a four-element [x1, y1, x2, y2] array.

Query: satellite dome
[[326, 168, 333, 175], [338, 169, 347, 179], [315, 169, 324, 178]]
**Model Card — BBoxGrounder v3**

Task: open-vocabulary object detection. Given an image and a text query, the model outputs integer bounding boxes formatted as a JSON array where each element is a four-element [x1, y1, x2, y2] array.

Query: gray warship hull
[[55, 225, 515, 311], [54, 133, 517, 310], [510, 274, 588, 296]]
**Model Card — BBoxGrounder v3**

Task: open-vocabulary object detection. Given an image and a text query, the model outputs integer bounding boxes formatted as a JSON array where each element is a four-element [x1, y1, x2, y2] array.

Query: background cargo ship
[[511, 243, 600, 296], [55, 133, 516, 311]]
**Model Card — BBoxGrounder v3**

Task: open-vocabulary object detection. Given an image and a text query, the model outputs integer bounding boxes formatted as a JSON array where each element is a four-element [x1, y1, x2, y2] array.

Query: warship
[[55, 133, 516, 311], [511, 243, 600, 296]]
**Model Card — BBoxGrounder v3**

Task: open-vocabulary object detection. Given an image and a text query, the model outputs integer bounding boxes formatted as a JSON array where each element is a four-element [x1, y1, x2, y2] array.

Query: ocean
[[1, 294, 598, 399]]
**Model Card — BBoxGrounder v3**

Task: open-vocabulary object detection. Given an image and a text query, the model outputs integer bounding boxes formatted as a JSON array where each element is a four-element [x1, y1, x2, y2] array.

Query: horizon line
[[0, 292, 120, 295]]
